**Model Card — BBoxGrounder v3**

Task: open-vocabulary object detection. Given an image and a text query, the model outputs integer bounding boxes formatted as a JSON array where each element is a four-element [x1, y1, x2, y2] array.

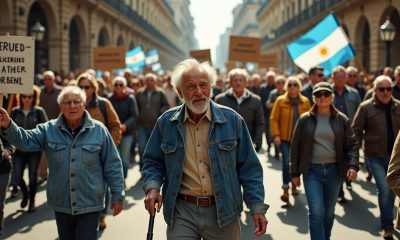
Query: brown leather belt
[[312, 162, 338, 167], [177, 193, 215, 207]]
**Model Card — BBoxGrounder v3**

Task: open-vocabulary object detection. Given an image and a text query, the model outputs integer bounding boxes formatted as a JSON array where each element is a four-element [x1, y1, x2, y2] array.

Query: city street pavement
[[2, 146, 400, 240]]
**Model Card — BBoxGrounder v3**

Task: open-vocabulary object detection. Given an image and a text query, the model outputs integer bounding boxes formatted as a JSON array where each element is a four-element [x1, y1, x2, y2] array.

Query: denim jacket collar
[[169, 100, 227, 125], [55, 111, 95, 132]]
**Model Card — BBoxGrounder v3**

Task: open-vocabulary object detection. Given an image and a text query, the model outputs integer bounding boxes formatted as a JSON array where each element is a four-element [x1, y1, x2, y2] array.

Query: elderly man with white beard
[[142, 58, 269, 239]]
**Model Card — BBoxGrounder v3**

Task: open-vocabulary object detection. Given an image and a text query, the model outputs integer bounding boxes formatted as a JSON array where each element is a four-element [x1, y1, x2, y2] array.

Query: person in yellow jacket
[[270, 76, 311, 203]]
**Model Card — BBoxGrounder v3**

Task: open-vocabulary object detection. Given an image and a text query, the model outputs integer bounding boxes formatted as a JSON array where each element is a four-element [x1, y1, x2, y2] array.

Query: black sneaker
[[10, 188, 18, 199], [28, 201, 36, 213]]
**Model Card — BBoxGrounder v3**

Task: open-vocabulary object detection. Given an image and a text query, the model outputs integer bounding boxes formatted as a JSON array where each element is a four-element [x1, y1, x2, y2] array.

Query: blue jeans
[[118, 134, 134, 178], [138, 126, 153, 170], [13, 151, 41, 200], [366, 156, 395, 230], [303, 164, 342, 240], [55, 211, 100, 240], [281, 141, 291, 188]]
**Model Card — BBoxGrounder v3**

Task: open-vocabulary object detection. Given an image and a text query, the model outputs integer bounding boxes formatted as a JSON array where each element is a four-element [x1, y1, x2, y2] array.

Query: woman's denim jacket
[[142, 101, 268, 227], [1, 111, 125, 215]]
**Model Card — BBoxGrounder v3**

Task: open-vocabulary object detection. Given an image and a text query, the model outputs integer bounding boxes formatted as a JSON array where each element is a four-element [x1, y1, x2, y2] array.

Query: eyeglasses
[[377, 87, 392, 92], [316, 74, 324, 77], [276, 81, 285, 85], [79, 85, 91, 90], [62, 100, 82, 106], [314, 91, 332, 98], [114, 83, 124, 87], [348, 74, 357, 78], [21, 95, 33, 99], [288, 83, 298, 88]]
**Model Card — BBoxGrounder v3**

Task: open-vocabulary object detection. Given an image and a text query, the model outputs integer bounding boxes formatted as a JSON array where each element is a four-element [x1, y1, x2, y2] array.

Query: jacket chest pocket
[[47, 143, 66, 168], [82, 145, 101, 167], [217, 140, 238, 168], [161, 143, 177, 161]]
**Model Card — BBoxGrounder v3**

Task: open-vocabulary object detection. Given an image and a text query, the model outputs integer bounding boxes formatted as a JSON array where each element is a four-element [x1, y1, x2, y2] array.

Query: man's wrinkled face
[[177, 68, 211, 115], [60, 93, 85, 122]]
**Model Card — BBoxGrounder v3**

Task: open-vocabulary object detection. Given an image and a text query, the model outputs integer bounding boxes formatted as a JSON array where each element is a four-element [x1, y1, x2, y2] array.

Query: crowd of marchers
[[1, 61, 400, 240]]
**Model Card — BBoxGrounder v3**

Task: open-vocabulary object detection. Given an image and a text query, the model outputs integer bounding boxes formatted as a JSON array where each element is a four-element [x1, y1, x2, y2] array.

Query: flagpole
[[354, 56, 372, 87]]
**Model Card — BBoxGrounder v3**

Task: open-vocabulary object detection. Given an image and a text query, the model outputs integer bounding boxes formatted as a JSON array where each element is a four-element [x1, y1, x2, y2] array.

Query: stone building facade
[[0, 0, 197, 73], [258, 0, 400, 73]]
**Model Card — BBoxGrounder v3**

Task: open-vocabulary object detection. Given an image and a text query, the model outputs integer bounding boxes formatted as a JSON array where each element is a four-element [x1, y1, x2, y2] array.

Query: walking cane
[[146, 203, 159, 240]]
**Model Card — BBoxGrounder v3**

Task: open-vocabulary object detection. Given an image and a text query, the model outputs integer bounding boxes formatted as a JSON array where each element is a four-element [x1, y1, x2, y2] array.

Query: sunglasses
[[114, 83, 124, 87], [79, 85, 91, 90], [377, 87, 392, 92], [21, 95, 33, 99], [348, 74, 357, 78], [314, 91, 332, 98], [288, 83, 298, 88], [317, 74, 324, 77]]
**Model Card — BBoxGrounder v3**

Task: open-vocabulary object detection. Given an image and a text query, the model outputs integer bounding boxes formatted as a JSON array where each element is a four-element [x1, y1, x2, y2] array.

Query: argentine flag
[[287, 13, 355, 76], [126, 46, 145, 68], [145, 49, 159, 66], [152, 62, 164, 74]]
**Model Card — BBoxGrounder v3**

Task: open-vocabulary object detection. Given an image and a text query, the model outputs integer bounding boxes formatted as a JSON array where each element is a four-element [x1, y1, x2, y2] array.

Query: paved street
[[2, 147, 400, 240]]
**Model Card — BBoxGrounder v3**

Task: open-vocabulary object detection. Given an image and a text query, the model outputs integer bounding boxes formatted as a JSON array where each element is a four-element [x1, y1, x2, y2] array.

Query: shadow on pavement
[[2, 202, 54, 239], [335, 190, 380, 236], [276, 194, 309, 235]]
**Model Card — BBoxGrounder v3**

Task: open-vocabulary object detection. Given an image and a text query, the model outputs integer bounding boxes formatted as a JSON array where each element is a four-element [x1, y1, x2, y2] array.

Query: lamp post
[[380, 17, 396, 67], [30, 21, 46, 74]]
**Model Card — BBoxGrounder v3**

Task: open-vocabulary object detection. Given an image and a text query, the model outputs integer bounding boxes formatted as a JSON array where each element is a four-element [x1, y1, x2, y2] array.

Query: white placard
[[0, 36, 35, 94]]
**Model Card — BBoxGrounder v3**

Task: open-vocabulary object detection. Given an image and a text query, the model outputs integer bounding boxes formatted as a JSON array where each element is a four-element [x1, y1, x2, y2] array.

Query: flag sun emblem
[[319, 46, 329, 57]]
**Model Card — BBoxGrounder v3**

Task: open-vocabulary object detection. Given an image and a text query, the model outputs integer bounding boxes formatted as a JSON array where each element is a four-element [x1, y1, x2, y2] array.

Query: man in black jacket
[[215, 68, 264, 152]]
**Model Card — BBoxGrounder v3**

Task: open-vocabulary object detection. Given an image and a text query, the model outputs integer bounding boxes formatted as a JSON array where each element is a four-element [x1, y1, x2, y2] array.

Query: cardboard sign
[[229, 36, 260, 63], [143, 66, 153, 74], [93, 46, 126, 71], [259, 53, 279, 69], [0, 36, 35, 94], [190, 49, 212, 64]]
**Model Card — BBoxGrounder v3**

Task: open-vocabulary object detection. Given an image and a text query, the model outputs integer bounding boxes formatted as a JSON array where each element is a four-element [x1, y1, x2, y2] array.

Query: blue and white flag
[[145, 49, 159, 66], [152, 62, 164, 74], [126, 46, 145, 68], [245, 62, 256, 73], [287, 13, 355, 76]]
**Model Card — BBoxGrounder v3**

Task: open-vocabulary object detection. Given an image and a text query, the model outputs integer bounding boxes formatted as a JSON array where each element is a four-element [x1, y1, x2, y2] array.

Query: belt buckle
[[197, 196, 211, 206]]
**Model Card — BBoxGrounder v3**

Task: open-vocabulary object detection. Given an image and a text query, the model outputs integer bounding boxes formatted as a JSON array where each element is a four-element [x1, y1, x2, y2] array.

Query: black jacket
[[0, 136, 15, 174], [290, 105, 359, 179], [215, 88, 264, 151]]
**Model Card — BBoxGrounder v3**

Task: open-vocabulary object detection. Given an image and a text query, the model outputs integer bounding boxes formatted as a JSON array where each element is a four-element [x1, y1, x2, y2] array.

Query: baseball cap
[[312, 82, 333, 94]]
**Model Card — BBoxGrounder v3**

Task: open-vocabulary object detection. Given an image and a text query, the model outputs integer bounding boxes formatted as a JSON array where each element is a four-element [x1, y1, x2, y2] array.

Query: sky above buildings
[[190, 0, 242, 56]]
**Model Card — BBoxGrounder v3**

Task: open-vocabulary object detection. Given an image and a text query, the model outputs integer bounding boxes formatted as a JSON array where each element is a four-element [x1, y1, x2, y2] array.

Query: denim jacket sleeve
[[141, 117, 165, 193], [1, 120, 47, 151], [100, 126, 125, 204], [235, 115, 269, 215]]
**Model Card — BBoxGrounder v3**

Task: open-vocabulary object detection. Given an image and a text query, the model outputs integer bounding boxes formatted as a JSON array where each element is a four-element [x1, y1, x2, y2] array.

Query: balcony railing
[[103, 0, 185, 57], [261, 0, 344, 45]]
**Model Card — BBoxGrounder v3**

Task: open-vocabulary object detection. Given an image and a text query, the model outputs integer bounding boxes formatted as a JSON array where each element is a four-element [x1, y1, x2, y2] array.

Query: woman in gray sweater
[[290, 82, 359, 240]]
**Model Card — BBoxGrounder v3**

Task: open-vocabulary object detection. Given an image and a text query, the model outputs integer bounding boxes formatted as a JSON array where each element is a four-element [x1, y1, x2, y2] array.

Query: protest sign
[[0, 36, 35, 94], [93, 46, 126, 70], [229, 36, 260, 63], [259, 53, 279, 69], [190, 49, 212, 64]]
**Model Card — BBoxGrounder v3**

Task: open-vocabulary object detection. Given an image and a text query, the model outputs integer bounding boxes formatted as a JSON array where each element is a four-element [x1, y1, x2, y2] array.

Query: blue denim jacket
[[142, 101, 268, 227], [1, 111, 124, 215]]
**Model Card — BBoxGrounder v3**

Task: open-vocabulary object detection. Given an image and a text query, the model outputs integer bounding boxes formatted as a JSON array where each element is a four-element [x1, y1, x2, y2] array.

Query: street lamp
[[30, 21, 46, 74], [380, 17, 396, 67]]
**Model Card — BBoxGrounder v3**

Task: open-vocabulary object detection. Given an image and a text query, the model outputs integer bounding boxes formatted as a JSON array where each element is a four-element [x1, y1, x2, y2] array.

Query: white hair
[[43, 71, 55, 79], [57, 86, 86, 104], [228, 68, 249, 82], [395, 65, 400, 76], [112, 76, 127, 87], [374, 75, 393, 88], [346, 66, 358, 74], [171, 58, 217, 90]]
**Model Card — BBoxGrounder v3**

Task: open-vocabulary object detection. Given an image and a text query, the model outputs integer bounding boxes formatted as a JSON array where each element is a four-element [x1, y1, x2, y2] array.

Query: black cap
[[313, 82, 333, 94]]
